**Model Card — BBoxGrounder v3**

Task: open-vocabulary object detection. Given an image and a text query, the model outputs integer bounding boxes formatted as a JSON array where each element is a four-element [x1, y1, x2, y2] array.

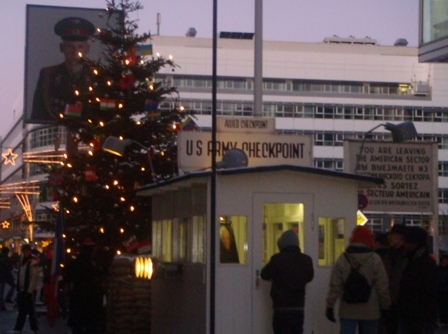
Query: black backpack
[[342, 253, 372, 303]]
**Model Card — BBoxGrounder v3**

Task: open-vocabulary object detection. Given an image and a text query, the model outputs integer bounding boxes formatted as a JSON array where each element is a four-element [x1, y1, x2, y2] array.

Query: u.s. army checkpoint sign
[[177, 132, 313, 172]]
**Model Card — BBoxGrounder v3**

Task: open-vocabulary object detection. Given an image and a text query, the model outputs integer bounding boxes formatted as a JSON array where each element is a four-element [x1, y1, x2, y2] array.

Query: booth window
[[219, 215, 247, 264], [261, 203, 305, 265], [318, 217, 346, 266], [152, 219, 173, 262], [192, 215, 206, 263], [152, 220, 162, 260], [154, 215, 206, 264]]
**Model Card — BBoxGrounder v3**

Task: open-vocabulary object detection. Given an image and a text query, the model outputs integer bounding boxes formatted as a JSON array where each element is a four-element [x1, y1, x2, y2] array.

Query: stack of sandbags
[[106, 255, 151, 334]]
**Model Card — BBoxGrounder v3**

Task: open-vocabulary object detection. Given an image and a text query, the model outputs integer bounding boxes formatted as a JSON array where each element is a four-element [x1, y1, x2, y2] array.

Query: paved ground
[[0, 301, 71, 334], [1, 300, 448, 334]]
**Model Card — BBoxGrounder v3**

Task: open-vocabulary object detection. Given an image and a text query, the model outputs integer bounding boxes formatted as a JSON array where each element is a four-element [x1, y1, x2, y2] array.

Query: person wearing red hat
[[31, 17, 95, 122], [326, 225, 391, 334]]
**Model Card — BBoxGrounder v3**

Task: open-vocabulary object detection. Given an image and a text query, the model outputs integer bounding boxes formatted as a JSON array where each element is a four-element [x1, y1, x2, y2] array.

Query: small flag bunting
[[100, 99, 115, 110], [137, 44, 153, 56], [85, 166, 97, 181], [144, 99, 158, 112], [148, 110, 161, 121], [64, 103, 82, 117], [181, 117, 196, 131]]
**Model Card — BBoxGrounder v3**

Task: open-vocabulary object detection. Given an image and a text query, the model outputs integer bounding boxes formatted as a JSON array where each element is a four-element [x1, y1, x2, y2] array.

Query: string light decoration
[[0, 180, 40, 195], [2, 148, 19, 165], [0, 198, 11, 209], [44, 0, 192, 251]]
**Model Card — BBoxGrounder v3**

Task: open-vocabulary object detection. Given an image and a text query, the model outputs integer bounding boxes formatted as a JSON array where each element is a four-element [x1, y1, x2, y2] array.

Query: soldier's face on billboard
[[60, 41, 90, 67]]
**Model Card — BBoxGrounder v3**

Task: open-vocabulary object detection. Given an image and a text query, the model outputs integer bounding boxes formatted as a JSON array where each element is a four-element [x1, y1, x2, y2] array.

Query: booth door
[[252, 193, 315, 334]]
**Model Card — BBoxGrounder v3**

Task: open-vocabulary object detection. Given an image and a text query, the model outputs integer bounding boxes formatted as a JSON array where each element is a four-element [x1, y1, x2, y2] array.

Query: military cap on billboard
[[54, 17, 95, 41]]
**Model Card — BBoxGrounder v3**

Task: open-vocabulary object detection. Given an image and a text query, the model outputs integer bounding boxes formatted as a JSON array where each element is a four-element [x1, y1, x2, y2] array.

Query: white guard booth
[[136, 164, 381, 334]]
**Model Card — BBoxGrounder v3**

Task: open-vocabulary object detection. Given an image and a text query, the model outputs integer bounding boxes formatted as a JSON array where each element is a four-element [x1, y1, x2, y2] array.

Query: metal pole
[[254, 0, 263, 117], [210, 0, 218, 332]]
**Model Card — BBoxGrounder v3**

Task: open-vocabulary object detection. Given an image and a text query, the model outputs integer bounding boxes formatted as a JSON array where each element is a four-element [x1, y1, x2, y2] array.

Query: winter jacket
[[17, 256, 40, 294], [261, 245, 314, 309], [326, 243, 391, 320], [387, 246, 408, 305], [0, 254, 13, 283], [396, 246, 438, 323]]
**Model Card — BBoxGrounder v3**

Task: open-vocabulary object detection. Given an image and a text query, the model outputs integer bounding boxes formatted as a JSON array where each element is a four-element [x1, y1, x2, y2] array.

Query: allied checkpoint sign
[[177, 131, 313, 172], [344, 141, 438, 213]]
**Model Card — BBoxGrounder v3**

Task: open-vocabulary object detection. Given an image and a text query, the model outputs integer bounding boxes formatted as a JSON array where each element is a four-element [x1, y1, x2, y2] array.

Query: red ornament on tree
[[85, 166, 97, 181], [119, 72, 136, 89]]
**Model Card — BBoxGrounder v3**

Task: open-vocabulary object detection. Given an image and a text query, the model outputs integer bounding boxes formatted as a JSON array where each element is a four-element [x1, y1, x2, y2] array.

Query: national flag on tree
[[144, 99, 158, 112], [64, 103, 82, 117], [85, 165, 97, 181], [99, 98, 116, 110], [180, 117, 196, 131], [137, 43, 153, 56], [144, 99, 160, 121]]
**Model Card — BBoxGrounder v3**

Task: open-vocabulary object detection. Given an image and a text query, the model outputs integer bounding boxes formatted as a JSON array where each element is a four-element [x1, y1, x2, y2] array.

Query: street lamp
[[102, 136, 155, 178], [355, 121, 418, 173]]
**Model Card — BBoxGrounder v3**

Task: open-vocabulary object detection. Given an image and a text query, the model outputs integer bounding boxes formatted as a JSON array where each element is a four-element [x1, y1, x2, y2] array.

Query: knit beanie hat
[[277, 230, 299, 251], [405, 226, 428, 248], [390, 223, 407, 237], [349, 225, 374, 248]]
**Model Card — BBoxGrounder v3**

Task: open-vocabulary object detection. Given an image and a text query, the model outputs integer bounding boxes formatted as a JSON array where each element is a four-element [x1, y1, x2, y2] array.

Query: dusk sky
[[0, 0, 418, 137]]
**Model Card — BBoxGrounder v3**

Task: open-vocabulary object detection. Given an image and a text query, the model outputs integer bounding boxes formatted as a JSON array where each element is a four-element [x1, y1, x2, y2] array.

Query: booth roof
[[135, 164, 383, 197]]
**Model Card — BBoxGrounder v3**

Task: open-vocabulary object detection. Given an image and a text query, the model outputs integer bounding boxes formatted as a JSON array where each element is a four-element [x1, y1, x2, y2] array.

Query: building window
[[220, 215, 247, 264], [318, 217, 346, 266]]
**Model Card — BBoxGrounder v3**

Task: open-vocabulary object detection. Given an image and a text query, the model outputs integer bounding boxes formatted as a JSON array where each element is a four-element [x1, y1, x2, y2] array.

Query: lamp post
[[355, 121, 418, 173], [210, 0, 218, 332], [102, 136, 155, 179]]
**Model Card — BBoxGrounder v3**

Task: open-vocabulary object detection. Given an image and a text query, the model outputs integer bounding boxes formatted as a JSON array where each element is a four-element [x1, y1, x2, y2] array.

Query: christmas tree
[[48, 0, 188, 252]]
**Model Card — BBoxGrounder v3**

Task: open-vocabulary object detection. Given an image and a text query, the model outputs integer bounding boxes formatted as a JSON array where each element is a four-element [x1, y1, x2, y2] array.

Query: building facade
[[152, 34, 448, 239], [419, 0, 448, 62], [1, 33, 448, 249]]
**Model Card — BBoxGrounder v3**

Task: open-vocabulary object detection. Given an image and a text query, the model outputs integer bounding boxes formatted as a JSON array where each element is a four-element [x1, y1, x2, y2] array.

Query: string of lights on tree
[[46, 0, 192, 252]]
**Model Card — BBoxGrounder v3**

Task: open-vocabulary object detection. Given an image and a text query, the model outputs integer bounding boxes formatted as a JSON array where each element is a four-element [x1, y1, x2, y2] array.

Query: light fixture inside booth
[[102, 136, 155, 177]]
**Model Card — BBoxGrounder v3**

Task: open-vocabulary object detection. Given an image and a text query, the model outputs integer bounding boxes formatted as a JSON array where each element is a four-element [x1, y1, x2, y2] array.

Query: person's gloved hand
[[326, 307, 336, 323]]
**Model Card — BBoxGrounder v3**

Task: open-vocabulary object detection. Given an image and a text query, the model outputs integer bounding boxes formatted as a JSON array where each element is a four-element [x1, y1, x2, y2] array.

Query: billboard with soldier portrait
[[24, 5, 117, 123]]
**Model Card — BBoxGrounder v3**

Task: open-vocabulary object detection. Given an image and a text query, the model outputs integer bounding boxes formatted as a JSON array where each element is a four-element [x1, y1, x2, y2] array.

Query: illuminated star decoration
[[1, 220, 10, 229], [2, 148, 18, 166]]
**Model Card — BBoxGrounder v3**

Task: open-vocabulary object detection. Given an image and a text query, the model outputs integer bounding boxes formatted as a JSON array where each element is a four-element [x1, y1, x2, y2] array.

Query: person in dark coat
[[374, 232, 392, 334], [396, 226, 438, 334], [385, 223, 409, 334], [0, 247, 14, 311], [437, 255, 448, 327], [65, 241, 104, 334], [261, 229, 314, 334], [12, 244, 40, 333]]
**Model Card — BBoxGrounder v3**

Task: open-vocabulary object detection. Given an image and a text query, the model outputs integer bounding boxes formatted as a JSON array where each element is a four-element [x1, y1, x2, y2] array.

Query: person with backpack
[[326, 225, 391, 334]]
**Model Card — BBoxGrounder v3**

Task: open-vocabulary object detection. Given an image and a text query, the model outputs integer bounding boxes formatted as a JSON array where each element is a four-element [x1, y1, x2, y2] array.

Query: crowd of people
[[0, 240, 113, 334], [326, 224, 443, 334]]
